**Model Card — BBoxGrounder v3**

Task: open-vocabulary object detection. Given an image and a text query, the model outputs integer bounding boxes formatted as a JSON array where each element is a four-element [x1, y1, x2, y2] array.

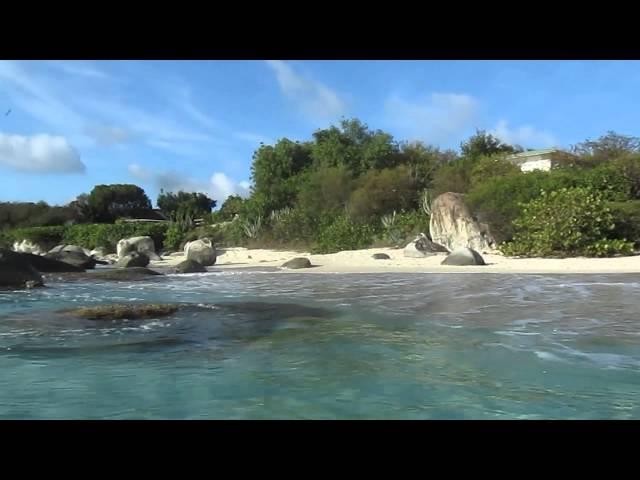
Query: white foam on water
[[534, 351, 563, 362]]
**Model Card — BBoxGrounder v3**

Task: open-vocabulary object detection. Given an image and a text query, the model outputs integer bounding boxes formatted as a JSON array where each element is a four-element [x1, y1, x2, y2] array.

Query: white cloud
[[385, 93, 480, 145], [266, 60, 346, 122], [490, 120, 557, 148], [0, 133, 85, 173], [128, 164, 250, 203]]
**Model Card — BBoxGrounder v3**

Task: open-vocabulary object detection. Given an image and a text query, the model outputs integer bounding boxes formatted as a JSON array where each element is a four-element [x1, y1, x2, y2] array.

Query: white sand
[[150, 247, 640, 274]]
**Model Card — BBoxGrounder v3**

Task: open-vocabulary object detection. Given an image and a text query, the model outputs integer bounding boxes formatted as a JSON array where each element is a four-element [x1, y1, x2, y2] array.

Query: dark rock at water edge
[[45, 250, 97, 270], [441, 247, 486, 266], [116, 252, 150, 268], [281, 257, 312, 269], [6, 250, 84, 273], [0, 248, 45, 289], [174, 259, 207, 274], [53, 267, 164, 283], [372, 253, 391, 260]]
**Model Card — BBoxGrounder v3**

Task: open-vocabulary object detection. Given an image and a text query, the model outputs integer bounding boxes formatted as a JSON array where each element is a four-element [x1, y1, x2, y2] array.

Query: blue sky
[[1, 60, 639, 206]]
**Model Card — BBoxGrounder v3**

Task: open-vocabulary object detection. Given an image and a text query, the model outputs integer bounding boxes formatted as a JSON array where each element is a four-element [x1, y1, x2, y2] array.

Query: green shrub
[[62, 223, 169, 253], [501, 187, 634, 257], [312, 215, 375, 254], [381, 210, 430, 246], [2, 226, 67, 251], [607, 200, 640, 246]]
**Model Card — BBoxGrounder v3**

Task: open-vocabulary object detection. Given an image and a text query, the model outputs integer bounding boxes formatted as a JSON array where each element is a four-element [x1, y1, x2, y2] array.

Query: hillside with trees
[[2, 118, 640, 258]]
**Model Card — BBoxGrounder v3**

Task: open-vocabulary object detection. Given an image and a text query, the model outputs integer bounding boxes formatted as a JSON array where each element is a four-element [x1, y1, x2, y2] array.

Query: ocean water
[[1, 269, 639, 419]]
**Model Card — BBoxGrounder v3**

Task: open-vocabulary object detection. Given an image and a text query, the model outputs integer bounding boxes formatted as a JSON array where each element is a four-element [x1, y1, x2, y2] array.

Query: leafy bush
[[381, 210, 430, 246], [607, 200, 640, 246], [312, 215, 375, 254], [501, 187, 634, 257], [348, 165, 418, 222], [62, 223, 169, 253], [2, 226, 67, 251]]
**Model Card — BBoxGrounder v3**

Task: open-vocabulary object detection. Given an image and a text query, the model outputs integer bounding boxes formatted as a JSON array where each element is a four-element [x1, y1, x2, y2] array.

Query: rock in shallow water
[[65, 303, 180, 320], [0, 249, 44, 289], [281, 257, 312, 269], [116, 252, 150, 268], [174, 259, 207, 273]]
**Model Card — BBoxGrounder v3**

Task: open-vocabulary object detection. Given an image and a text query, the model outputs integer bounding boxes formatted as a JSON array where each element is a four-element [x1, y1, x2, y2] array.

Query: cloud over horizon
[[0, 133, 85, 174]]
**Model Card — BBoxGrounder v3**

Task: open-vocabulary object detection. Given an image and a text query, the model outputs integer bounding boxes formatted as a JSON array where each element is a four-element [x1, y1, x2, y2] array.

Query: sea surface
[[1, 269, 639, 419]]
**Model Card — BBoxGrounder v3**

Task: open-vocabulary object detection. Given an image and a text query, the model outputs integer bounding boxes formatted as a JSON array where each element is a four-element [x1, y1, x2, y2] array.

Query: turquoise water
[[1, 270, 639, 419]]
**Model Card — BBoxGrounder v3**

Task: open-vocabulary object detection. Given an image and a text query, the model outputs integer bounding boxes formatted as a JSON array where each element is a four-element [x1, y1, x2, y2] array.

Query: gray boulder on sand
[[281, 257, 312, 269], [429, 192, 496, 253], [116, 252, 150, 268], [372, 253, 391, 260], [403, 233, 449, 258], [174, 259, 207, 274], [441, 247, 486, 266], [45, 250, 98, 269], [185, 238, 217, 266], [0, 249, 44, 289], [117, 236, 161, 261]]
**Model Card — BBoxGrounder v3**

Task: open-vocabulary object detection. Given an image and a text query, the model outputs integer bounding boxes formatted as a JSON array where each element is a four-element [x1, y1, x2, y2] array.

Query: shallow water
[[1, 270, 639, 419]]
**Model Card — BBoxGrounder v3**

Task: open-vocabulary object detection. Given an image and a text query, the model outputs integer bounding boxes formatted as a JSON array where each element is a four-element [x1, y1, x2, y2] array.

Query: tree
[[157, 190, 216, 221], [348, 165, 418, 222], [297, 165, 354, 218], [571, 131, 640, 164], [217, 195, 245, 221], [397, 141, 456, 191], [86, 184, 153, 223], [460, 130, 522, 159], [250, 139, 313, 215]]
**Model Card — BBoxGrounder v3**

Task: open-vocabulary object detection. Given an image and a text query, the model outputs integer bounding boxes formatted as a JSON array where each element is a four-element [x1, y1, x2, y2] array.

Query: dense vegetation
[[2, 119, 640, 258]]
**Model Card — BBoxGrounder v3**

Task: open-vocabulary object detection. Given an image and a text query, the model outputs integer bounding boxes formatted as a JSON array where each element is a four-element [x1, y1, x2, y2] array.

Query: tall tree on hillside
[[250, 139, 313, 215], [571, 131, 640, 164], [460, 130, 522, 159], [157, 190, 216, 221], [85, 184, 153, 223]]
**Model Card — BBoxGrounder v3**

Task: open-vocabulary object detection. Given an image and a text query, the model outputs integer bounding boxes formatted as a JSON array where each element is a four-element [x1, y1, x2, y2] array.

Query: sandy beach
[[150, 247, 640, 274]]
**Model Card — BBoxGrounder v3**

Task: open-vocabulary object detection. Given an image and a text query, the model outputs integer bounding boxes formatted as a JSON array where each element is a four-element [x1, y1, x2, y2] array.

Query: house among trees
[[507, 149, 578, 172]]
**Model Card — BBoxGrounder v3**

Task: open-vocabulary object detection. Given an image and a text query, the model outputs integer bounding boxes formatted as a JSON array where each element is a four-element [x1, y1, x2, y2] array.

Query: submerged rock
[[65, 303, 180, 320], [281, 257, 312, 269], [372, 253, 391, 260], [174, 259, 207, 273], [88, 267, 163, 281], [441, 247, 486, 266]]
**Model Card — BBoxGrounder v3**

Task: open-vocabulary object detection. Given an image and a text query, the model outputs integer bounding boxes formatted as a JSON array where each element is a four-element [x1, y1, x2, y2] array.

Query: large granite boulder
[[49, 245, 92, 256], [117, 236, 161, 261], [13, 239, 46, 255], [116, 252, 150, 268], [429, 192, 496, 253], [441, 247, 486, 266], [174, 259, 207, 274], [45, 250, 97, 269], [403, 233, 449, 258], [281, 257, 312, 269], [184, 238, 216, 266], [12, 251, 84, 273], [0, 249, 44, 289]]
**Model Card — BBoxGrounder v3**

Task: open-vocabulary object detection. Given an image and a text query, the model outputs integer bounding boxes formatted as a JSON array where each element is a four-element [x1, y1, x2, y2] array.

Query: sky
[[1, 60, 640, 206]]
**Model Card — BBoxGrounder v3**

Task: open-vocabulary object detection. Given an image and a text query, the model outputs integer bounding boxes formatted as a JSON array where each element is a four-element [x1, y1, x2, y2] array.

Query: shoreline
[[149, 247, 640, 275]]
